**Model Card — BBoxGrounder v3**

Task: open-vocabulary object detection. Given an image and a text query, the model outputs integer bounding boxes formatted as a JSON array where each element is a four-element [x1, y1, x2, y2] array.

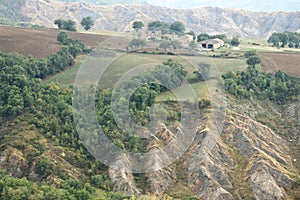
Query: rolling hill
[[0, 0, 299, 38]]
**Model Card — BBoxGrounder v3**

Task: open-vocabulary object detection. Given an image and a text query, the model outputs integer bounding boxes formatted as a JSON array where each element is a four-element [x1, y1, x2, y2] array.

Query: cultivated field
[[0, 26, 107, 58], [259, 52, 300, 77]]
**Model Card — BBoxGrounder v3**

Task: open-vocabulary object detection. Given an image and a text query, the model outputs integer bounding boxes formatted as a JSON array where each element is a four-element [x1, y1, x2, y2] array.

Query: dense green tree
[[171, 40, 181, 52], [128, 38, 146, 51], [159, 40, 171, 52], [268, 32, 300, 48], [54, 19, 64, 29], [54, 19, 77, 31], [80, 16, 94, 30], [57, 32, 72, 45], [197, 33, 210, 42], [231, 37, 240, 46], [246, 55, 261, 68], [244, 50, 257, 58], [170, 21, 185, 34], [147, 20, 170, 34], [132, 21, 144, 31], [64, 20, 77, 31], [197, 33, 227, 42]]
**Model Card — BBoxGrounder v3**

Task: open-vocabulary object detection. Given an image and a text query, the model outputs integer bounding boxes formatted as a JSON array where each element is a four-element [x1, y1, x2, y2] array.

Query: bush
[[198, 98, 212, 108]]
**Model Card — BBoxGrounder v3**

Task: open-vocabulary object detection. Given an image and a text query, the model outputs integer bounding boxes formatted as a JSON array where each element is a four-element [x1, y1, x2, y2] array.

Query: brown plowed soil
[[258, 52, 300, 77], [0, 26, 107, 58]]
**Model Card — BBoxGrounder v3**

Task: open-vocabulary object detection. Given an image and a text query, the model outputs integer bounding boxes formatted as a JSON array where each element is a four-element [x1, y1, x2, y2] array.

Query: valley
[[0, 1, 300, 199]]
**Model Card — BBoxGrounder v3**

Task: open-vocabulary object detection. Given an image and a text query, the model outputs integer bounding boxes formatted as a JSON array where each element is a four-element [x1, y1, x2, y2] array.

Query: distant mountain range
[[1, 0, 300, 38], [55, 0, 300, 12], [56, 0, 148, 6]]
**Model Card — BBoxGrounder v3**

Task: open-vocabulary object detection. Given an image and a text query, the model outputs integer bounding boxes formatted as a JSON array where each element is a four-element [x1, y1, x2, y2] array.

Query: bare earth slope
[[0, 26, 107, 58], [1, 0, 300, 38]]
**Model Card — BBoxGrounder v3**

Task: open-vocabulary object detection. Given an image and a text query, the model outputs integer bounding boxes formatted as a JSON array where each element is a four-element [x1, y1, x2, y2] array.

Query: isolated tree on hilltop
[[54, 19, 76, 31], [246, 56, 261, 69], [231, 37, 240, 46], [170, 21, 185, 34], [81, 17, 94, 31], [132, 21, 144, 31], [244, 50, 261, 68]]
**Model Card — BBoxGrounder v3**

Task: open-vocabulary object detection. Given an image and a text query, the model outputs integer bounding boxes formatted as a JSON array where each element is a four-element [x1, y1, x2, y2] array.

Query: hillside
[[56, 0, 148, 6], [0, 0, 299, 38], [0, 26, 300, 199], [0, 26, 107, 58]]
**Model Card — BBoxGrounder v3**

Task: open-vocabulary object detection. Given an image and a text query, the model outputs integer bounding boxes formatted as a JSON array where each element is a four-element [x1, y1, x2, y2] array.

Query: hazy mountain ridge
[[1, 0, 300, 38], [55, 0, 148, 6]]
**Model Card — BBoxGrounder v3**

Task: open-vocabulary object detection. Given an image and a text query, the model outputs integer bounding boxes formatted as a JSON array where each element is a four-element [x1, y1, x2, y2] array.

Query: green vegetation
[[159, 40, 172, 52], [128, 38, 146, 51], [230, 37, 240, 46], [54, 19, 77, 31], [244, 50, 261, 68], [147, 20, 170, 34], [147, 20, 186, 34], [80, 16, 94, 31], [170, 21, 185, 34], [268, 32, 300, 48], [223, 66, 300, 104], [0, 170, 137, 199], [2, 23, 300, 199], [197, 33, 227, 42], [132, 21, 144, 31]]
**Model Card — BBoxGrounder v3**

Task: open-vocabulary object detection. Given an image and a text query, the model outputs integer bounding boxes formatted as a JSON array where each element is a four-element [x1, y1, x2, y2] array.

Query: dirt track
[[258, 52, 300, 77], [0, 26, 107, 58]]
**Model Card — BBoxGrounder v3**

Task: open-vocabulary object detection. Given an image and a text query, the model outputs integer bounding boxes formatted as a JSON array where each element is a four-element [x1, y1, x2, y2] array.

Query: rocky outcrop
[[108, 154, 141, 195], [188, 111, 296, 200], [0, 147, 29, 178]]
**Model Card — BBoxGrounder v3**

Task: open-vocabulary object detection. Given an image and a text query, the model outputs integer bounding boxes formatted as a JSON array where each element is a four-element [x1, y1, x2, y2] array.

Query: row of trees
[[54, 17, 94, 31], [133, 20, 185, 34], [268, 32, 300, 48]]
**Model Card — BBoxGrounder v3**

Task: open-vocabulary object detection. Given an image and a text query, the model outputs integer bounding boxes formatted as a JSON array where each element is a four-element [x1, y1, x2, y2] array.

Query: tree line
[[268, 32, 300, 48], [54, 17, 94, 31]]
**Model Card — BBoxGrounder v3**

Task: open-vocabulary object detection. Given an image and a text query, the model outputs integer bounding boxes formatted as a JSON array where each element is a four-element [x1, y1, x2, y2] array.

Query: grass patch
[[156, 81, 208, 101], [43, 56, 86, 87]]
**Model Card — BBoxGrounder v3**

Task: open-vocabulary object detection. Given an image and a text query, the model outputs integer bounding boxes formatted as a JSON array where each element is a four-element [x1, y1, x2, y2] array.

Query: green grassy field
[[44, 53, 198, 88], [44, 53, 247, 102], [43, 56, 86, 87]]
